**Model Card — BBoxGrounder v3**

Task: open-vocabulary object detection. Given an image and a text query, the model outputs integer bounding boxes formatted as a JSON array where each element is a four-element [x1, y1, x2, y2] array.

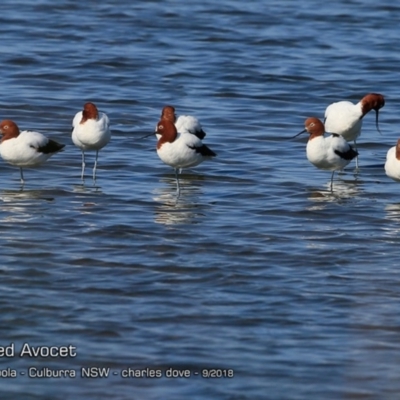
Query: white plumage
[[72, 102, 111, 181], [175, 115, 206, 139], [324, 93, 385, 168], [159, 105, 206, 140], [72, 113, 110, 150], [324, 100, 363, 143], [1, 131, 57, 167], [306, 134, 355, 172], [294, 117, 358, 190], [157, 132, 208, 170], [0, 119, 65, 184], [154, 117, 216, 194], [385, 140, 400, 182]]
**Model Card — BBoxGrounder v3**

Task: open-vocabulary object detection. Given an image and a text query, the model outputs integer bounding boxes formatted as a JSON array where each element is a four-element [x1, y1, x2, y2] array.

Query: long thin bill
[[376, 110, 383, 135], [291, 129, 307, 139], [139, 132, 156, 139]]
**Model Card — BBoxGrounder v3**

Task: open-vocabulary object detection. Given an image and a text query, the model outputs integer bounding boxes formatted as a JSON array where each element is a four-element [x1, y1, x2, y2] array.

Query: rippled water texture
[[1, 1, 400, 399]]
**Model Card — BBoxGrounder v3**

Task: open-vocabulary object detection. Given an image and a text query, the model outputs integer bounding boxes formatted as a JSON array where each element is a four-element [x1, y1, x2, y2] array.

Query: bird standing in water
[[153, 113, 216, 194], [72, 102, 111, 181], [0, 119, 65, 184], [293, 117, 358, 191], [324, 93, 385, 168]]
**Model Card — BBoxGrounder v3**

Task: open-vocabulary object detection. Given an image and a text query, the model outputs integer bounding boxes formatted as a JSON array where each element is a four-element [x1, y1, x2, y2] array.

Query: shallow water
[[1, 1, 400, 399]]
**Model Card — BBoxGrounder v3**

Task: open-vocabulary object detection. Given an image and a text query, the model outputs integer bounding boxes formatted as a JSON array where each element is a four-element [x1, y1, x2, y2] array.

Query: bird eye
[[310, 123, 315, 127], [3, 125, 8, 129], [158, 124, 163, 130]]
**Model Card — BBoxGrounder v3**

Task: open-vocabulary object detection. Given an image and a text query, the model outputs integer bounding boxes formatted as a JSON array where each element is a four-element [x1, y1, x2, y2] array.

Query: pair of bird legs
[[80, 150, 99, 182], [174, 168, 183, 196], [17, 150, 99, 184], [329, 140, 358, 192]]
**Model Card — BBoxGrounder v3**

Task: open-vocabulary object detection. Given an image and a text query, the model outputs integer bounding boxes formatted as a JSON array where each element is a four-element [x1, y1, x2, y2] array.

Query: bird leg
[[81, 151, 86, 181], [330, 171, 334, 192], [93, 150, 99, 181], [20, 168, 24, 185], [353, 140, 359, 170], [174, 168, 181, 196]]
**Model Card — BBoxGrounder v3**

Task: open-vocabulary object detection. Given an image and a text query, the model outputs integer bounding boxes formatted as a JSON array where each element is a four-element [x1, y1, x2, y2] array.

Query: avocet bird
[[160, 105, 206, 139], [0, 119, 65, 184], [324, 93, 385, 168], [385, 139, 400, 182], [293, 117, 358, 190], [72, 102, 111, 181], [152, 116, 216, 194]]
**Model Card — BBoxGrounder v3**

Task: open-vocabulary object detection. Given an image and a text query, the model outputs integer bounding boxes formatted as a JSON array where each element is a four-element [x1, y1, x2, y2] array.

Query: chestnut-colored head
[[396, 139, 400, 161], [155, 119, 178, 149], [361, 93, 385, 114], [0, 119, 20, 141], [80, 102, 99, 124], [161, 105, 176, 123], [360, 93, 384, 134], [292, 117, 325, 141], [304, 117, 325, 137]]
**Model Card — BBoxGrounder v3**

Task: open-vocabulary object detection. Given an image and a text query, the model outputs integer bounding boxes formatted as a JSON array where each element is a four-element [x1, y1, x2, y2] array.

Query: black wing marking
[[187, 144, 216, 157], [192, 129, 206, 140], [32, 139, 65, 154], [334, 146, 358, 160]]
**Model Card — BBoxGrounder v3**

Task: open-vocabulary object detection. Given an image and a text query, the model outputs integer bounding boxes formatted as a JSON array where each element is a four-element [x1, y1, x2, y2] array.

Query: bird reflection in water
[[307, 175, 360, 207], [384, 203, 400, 225], [0, 189, 55, 223], [152, 174, 209, 225]]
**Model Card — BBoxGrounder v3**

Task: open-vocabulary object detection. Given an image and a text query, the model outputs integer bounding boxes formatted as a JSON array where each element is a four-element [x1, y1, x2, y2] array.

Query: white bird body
[[154, 117, 216, 194], [324, 101, 363, 142], [175, 115, 206, 139], [323, 93, 385, 169], [72, 111, 110, 151], [71, 102, 111, 181], [306, 134, 355, 171], [157, 131, 209, 170], [158, 106, 206, 141], [0, 119, 65, 183], [1, 131, 60, 167], [385, 140, 400, 182], [294, 117, 358, 191]]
